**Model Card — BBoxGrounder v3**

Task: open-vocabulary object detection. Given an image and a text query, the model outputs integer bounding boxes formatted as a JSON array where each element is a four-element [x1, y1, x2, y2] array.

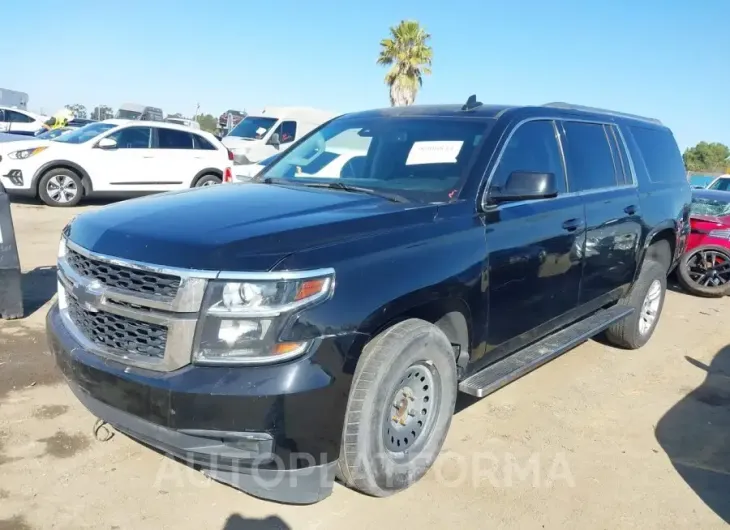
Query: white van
[[221, 106, 335, 164], [165, 117, 201, 130]]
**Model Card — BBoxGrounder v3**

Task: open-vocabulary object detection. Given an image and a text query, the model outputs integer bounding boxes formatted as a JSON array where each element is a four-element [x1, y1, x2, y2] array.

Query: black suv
[[47, 98, 691, 504]]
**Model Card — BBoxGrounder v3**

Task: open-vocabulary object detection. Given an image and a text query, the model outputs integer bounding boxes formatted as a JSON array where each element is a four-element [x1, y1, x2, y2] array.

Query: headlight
[[708, 228, 730, 239], [57, 235, 67, 259], [193, 273, 334, 365], [8, 146, 48, 160]]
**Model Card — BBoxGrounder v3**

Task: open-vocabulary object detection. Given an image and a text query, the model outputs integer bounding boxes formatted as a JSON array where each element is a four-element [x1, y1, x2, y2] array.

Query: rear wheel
[[337, 319, 457, 497], [677, 245, 730, 297], [193, 174, 221, 187], [38, 168, 83, 207], [604, 259, 667, 349]]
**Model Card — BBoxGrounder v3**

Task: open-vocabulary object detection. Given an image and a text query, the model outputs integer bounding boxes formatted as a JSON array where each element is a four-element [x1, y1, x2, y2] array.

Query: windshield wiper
[[298, 181, 409, 203]]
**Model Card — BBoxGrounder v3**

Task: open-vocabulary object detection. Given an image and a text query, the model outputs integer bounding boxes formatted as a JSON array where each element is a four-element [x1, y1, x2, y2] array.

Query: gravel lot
[[0, 200, 728, 529]]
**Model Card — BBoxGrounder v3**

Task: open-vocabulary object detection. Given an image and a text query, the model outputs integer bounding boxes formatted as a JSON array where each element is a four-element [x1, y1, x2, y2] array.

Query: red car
[[677, 189, 730, 297]]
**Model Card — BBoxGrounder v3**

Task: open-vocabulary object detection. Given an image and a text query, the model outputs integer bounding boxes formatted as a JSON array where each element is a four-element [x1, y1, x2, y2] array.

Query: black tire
[[676, 245, 730, 298], [193, 174, 221, 187], [38, 168, 83, 207], [604, 259, 667, 349], [337, 318, 457, 497]]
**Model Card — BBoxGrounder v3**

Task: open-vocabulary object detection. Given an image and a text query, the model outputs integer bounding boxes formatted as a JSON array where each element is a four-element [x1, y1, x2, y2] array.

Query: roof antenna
[[461, 94, 482, 111]]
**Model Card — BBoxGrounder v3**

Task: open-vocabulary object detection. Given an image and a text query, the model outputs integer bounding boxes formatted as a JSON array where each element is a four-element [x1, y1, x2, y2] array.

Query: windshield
[[708, 178, 730, 191], [691, 196, 730, 217], [36, 128, 71, 140], [53, 122, 116, 144], [227, 116, 278, 139], [259, 115, 491, 202]]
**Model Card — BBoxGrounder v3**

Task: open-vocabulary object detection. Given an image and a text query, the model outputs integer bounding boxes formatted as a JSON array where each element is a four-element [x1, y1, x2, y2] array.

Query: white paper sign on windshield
[[406, 141, 463, 165], [256, 127, 267, 136]]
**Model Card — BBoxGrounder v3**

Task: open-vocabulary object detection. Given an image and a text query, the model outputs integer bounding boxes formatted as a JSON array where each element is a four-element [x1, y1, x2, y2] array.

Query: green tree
[[91, 105, 114, 120], [683, 142, 730, 172], [64, 103, 87, 119], [377, 20, 433, 106], [195, 113, 218, 133]]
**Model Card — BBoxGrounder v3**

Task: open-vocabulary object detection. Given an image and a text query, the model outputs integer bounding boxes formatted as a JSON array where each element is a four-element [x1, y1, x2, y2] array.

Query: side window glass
[[604, 125, 630, 185], [562, 121, 618, 191], [275, 121, 297, 144], [193, 135, 216, 150], [628, 126, 687, 184], [0, 110, 5, 122], [108, 127, 151, 149], [490, 120, 567, 194], [157, 128, 194, 149], [6, 110, 34, 123]]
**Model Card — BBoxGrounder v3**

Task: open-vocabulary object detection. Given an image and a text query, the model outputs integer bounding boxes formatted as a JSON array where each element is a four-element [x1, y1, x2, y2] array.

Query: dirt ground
[[0, 201, 728, 530]]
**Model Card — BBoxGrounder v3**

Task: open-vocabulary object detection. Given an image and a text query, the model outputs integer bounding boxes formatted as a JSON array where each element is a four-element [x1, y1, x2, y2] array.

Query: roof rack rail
[[542, 102, 662, 125]]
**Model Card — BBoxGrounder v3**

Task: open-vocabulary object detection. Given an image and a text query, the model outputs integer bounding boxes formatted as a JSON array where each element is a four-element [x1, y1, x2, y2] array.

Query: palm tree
[[377, 20, 433, 107]]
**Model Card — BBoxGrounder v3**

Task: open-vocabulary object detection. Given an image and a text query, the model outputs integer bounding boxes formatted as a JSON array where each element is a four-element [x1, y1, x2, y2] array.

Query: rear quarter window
[[627, 126, 686, 184], [193, 134, 216, 150]]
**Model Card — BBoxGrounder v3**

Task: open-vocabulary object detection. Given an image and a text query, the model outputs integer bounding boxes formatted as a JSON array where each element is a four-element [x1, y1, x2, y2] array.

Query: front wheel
[[38, 168, 83, 207], [677, 245, 730, 298], [337, 319, 457, 497]]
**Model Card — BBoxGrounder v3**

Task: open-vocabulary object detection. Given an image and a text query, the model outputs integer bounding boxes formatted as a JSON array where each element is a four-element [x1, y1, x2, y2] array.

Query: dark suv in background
[[47, 98, 690, 504]]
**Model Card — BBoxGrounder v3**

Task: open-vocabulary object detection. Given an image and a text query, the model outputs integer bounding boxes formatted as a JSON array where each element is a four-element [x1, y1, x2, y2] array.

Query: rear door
[[150, 127, 199, 189], [560, 120, 642, 305]]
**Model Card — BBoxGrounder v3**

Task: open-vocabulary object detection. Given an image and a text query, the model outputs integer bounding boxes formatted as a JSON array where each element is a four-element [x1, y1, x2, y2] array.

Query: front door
[[482, 119, 585, 365], [85, 126, 155, 192], [560, 121, 642, 305]]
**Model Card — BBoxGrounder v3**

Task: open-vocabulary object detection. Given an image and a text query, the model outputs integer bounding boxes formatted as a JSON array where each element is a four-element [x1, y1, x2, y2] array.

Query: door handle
[[142, 156, 154, 159], [624, 204, 637, 215], [562, 218, 583, 232]]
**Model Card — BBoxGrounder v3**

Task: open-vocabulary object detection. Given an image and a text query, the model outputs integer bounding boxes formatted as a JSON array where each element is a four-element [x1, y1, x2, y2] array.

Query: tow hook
[[92, 418, 115, 442]]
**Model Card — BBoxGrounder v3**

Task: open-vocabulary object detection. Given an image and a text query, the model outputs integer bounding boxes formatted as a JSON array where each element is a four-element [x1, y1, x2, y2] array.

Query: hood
[[66, 183, 436, 272], [0, 137, 51, 154]]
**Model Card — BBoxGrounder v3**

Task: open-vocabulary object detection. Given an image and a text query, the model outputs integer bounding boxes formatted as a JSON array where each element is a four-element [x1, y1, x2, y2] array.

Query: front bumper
[[47, 303, 356, 504]]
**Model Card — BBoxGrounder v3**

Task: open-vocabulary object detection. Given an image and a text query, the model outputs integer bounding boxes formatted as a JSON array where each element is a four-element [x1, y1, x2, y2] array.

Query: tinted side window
[[158, 128, 194, 149], [108, 127, 151, 149], [6, 110, 34, 123], [490, 120, 567, 194], [277, 121, 297, 144], [562, 121, 618, 191], [193, 134, 216, 150], [628, 126, 686, 184]]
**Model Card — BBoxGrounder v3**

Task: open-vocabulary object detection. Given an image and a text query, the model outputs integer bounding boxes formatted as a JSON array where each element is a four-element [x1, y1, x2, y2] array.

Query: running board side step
[[458, 305, 634, 398]]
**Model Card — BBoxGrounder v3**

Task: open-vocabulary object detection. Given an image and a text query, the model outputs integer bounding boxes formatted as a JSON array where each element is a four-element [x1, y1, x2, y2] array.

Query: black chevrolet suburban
[[47, 99, 691, 504]]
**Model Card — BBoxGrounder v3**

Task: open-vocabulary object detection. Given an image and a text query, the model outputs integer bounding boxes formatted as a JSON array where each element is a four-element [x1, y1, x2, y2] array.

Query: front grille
[[66, 248, 181, 299], [67, 295, 167, 359]]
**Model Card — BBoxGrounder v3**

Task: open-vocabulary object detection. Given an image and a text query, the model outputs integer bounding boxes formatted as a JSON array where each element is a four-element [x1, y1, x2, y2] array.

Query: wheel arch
[[359, 296, 472, 373], [638, 222, 677, 276], [32, 160, 92, 196], [191, 168, 223, 187]]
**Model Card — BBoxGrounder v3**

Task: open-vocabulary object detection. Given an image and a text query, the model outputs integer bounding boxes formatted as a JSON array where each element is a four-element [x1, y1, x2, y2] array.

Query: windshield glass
[[36, 128, 71, 140], [259, 115, 491, 202], [228, 116, 278, 139], [691, 196, 730, 216], [708, 178, 730, 191], [53, 122, 116, 144], [117, 109, 142, 120]]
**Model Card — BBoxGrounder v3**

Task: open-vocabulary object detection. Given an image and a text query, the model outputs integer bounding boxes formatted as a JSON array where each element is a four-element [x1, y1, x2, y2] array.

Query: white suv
[[0, 120, 233, 207]]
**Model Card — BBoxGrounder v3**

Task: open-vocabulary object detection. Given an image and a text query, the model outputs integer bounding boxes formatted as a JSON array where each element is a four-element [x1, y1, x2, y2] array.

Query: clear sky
[[2, 0, 727, 150]]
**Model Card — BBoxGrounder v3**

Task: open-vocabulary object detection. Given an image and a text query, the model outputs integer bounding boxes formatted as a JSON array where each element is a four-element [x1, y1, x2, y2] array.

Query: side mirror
[[97, 137, 118, 150], [268, 132, 280, 149], [489, 171, 558, 203]]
